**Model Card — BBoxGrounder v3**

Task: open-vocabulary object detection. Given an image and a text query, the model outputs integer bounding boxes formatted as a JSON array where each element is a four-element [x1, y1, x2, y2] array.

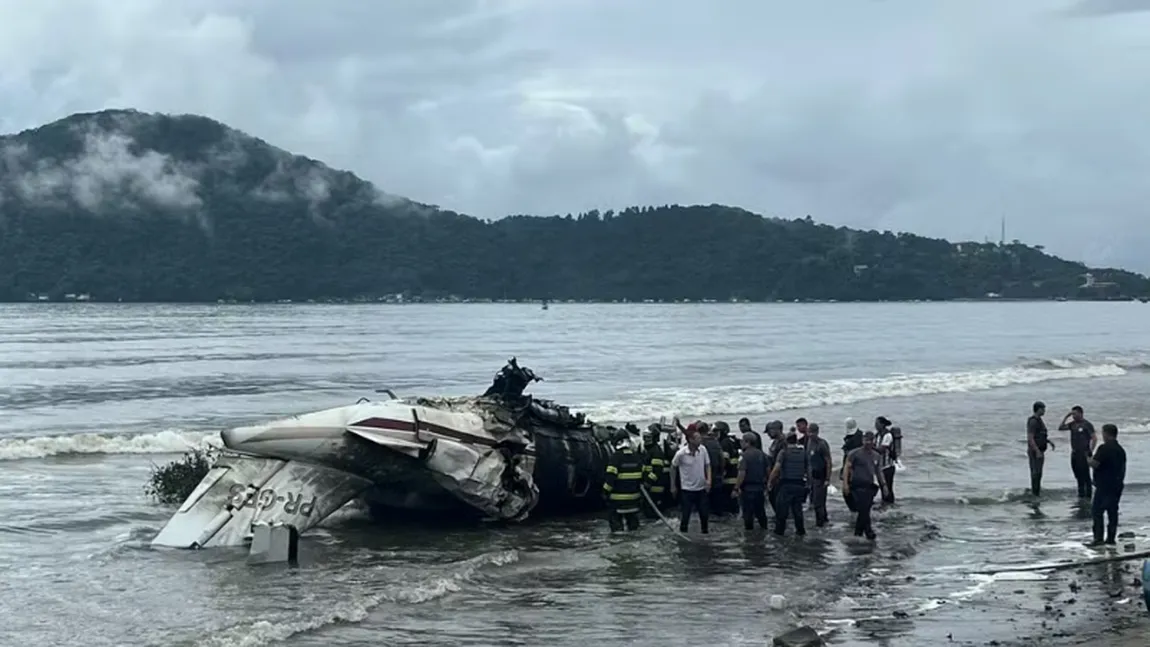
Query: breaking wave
[[0, 360, 1138, 462], [580, 362, 1128, 422], [0, 429, 220, 461], [191, 549, 519, 647]]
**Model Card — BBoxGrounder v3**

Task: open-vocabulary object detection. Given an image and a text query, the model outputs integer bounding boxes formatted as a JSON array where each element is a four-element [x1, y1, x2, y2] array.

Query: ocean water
[[1, 302, 1148, 647]]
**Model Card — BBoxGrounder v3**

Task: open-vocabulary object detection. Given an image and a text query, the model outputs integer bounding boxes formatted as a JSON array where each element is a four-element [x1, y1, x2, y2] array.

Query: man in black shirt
[[1026, 401, 1054, 496], [1087, 423, 1126, 546], [1059, 405, 1097, 499]]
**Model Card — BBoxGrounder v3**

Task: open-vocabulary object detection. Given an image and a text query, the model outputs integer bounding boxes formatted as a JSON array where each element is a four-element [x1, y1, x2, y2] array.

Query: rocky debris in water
[[1118, 531, 1135, 539], [1068, 581, 1080, 593], [1131, 578, 1142, 588], [772, 626, 825, 647]]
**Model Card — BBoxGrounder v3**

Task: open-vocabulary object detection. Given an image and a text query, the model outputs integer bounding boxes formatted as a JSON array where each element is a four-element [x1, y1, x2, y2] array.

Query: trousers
[[1027, 448, 1045, 496], [809, 479, 829, 526], [1092, 487, 1122, 543], [740, 488, 769, 530], [774, 482, 807, 536], [881, 466, 896, 504], [1071, 452, 1092, 499], [608, 508, 640, 532], [851, 483, 877, 537], [678, 489, 709, 533]]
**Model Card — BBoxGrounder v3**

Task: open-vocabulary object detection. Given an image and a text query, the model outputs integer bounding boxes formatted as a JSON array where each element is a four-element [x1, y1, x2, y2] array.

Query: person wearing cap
[[1026, 401, 1053, 496], [805, 423, 833, 527], [842, 431, 889, 540], [733, 431, 770, 530], [840, 418, 862, 511]]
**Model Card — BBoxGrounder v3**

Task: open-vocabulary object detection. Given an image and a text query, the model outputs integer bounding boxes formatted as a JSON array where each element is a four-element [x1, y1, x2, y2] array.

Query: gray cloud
[[0, 0, 1148, 270]]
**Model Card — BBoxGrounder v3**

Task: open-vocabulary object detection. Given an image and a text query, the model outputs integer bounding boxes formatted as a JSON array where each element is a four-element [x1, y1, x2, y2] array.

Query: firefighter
[[603, 433, 644, 531], [642, 424, 670, 516], [716, 421, 741, 515]]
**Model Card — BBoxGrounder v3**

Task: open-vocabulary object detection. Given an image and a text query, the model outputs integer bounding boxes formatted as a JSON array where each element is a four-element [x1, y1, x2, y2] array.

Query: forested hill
[[0, 109, 1146, 303]]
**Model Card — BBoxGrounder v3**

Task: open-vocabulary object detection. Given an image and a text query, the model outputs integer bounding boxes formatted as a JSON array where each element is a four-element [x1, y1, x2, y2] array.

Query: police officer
[[763, 420, 786, 510], [768, 432, 810, 536], [642, 424, 670, 515], [603, 433, 644, 531], [716, 421, 741, 514]]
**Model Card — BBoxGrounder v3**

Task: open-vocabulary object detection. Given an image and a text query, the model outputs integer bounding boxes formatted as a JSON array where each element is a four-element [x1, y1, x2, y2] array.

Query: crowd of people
[[1025, 401, 1129, 546], [603, 402, 1131, 548], [601, 415, 903, 541]]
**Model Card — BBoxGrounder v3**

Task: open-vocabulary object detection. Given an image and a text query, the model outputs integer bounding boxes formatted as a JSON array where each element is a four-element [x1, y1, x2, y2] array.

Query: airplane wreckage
[[152, 359, 672, 549]]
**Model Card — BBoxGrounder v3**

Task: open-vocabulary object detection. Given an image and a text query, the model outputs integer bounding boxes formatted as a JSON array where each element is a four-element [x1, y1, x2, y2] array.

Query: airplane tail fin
[[150, 453, 372, 548]]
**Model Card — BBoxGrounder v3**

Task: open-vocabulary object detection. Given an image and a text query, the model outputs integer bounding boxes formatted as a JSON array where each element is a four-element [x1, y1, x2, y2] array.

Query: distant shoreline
[[3, 297, 1147, 306]]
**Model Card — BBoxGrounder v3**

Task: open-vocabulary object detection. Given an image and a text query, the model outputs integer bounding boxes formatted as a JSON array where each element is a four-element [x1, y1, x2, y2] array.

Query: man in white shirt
[[671, 428, 711, 534], [876, 416, 896, 504]]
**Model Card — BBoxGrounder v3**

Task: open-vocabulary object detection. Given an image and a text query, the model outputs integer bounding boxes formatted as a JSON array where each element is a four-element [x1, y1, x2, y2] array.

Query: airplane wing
[[150, 453, 373, 549]]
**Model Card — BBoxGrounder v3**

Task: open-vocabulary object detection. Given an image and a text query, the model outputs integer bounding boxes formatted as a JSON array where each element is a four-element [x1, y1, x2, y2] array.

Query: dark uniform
[[642, 432, 670, 516], [701, 433, 728, 516], [604, 445, 644, 531], [1089, 426, 1126, 546], [772, 439, 809, 536], [717, 424, 741, 514], [1026, 402, 1050, 497]]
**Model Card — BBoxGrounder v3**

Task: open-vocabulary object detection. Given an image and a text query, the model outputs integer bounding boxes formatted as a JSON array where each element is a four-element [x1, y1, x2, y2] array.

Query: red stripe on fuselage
[[351, 416, 498, 447]]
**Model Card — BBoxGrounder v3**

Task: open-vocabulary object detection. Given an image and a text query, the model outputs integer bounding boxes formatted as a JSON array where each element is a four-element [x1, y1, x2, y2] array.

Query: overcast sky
[[2, 0, 1149, 270]]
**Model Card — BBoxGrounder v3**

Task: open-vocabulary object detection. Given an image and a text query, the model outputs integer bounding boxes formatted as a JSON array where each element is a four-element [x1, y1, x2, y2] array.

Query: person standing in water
[[805, 423, 833, 527], [733, 432, 770, 530], [1059, 405, 1097, 499], [671, 429, 711, 534], [842, 431, 889, 540], [602, 435, 644, 532], [876, 417, 897, 504], [1087, 424, 1126, 547], [1026, 401, 1054, 496], [763, 420, 786, 510], [769, 432, 810, 537]]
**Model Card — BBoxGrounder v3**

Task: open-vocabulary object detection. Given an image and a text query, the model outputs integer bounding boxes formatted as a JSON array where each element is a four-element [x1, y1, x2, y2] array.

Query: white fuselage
[[220, 399, 505, 468]]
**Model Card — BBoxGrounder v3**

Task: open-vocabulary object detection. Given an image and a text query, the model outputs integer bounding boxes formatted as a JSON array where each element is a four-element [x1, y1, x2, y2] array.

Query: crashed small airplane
[[151, 359, 650, 549]]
